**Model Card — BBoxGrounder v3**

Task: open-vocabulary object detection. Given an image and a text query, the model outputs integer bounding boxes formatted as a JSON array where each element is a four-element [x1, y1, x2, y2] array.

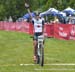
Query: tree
[[0, 0, 75, 21]]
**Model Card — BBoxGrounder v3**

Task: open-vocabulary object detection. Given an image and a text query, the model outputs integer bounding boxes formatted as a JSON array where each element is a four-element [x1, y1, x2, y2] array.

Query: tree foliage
[[0, 0, 75, 21]]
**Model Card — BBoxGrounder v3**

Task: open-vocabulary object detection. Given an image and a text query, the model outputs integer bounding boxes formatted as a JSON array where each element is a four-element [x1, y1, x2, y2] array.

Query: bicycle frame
[[37, 35, 44, 56], [37, 35, 44, 66]]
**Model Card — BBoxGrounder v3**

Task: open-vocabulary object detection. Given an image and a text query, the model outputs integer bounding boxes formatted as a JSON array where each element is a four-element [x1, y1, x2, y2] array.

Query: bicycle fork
[[37, 42, 42, 56]]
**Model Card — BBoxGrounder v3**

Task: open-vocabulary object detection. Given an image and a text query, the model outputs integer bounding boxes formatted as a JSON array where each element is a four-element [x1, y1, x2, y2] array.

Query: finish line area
[[34, 68, 75, 71], [1, 63, 75, 66], [19, 63, 75, 66], [21, 63, 75, 71], [0, 63, 75, 71]]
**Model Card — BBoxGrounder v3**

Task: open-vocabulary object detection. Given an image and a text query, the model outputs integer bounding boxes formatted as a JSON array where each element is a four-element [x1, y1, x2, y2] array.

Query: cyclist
[[32, 12, 45, 62]]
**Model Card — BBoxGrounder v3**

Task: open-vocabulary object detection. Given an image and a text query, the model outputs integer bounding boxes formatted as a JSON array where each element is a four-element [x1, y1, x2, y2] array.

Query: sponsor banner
[[54, 24, 75, 40], [54, 24, 70, 40], [13, 22, 30, 33], [0, 21, 75, 40], [20, 22, 30, 34], [15, 22, 22, 32], [10, 22, 16, 31], [29, 23, 54, 37], [0, 21, 4, 30], [69, 24, 75, 40], [44, 24, 54, 37], [3, 22, 10, 31], [29, 23, 33, 35]]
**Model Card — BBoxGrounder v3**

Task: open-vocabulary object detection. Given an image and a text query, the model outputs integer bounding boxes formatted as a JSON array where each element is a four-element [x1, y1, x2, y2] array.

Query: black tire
[[39, 44, 44, 66], [37, 55, 40, 64]]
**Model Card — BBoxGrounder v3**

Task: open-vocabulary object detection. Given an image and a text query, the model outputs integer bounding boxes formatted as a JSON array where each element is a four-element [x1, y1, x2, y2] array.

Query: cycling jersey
[[32, 18, 44, 33]]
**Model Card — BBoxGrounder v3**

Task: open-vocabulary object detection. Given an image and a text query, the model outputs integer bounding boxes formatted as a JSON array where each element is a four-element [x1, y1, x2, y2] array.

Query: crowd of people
[[46, 14, 75, 24], [3, 12, 75, 25], [15, 13, 75, 25]]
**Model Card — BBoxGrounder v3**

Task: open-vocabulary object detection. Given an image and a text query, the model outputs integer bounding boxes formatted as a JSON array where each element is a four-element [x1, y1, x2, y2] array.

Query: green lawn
[[0, 30, 75, 72]]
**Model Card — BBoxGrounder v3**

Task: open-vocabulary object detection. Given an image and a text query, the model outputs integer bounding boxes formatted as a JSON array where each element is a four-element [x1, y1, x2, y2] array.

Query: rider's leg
[[33, 40, 38, 61]]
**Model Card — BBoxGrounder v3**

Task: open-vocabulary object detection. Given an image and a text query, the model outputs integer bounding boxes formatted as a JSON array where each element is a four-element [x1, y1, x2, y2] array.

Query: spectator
[[53, 16, 59, 23], [68, 16, 75, 24], [59, 16, 66, 24]]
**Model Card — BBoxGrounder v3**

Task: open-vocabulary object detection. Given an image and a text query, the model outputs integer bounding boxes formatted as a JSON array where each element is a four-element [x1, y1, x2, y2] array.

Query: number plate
[[38, 35, 44, 42]]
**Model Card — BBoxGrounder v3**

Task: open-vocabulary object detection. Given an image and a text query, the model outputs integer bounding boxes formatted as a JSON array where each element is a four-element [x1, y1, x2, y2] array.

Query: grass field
[[0, 30, 75, 72]]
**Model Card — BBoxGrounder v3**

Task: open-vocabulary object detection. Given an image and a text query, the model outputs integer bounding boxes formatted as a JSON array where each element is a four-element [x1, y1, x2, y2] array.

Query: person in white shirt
[[32, 13, 44, 62]]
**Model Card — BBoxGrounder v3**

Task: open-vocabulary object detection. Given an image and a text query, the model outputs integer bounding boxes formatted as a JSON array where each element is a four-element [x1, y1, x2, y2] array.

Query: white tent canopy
[[63, 7, 75, 12], [40, 7, 75, 17], [40, 8, 59, 17], [63, 7, 75, 15], [47, 8, 59, 14], [58, 12, 66, 17]]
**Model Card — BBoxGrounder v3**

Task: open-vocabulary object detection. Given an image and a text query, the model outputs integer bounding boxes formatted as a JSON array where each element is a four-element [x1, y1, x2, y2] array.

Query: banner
[[0, 21, 4, 30], [0, 21, 75, 40], [28, 23, 54, 37], [29, 23, 33, 35], [10, 22, 16, 31], [15, 22, 22, 32], [69, 25, 75, 40], [20, 22, 30, 34], [54, 24, 75, 40], [3, 22, 10, 31], [44, 24, 54, 37]]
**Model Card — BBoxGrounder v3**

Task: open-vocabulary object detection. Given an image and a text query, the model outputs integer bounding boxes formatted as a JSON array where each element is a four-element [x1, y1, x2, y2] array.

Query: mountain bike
[[25, 3, 45, 66], [36, 35, 44, 66]]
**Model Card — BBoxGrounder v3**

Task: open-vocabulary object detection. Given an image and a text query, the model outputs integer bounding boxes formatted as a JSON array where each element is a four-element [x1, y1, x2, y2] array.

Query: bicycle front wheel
[[39, 44, 44, 66]]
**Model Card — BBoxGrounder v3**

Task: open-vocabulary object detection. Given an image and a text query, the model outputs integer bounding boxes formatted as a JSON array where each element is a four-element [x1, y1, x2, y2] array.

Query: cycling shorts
[[33, 32, 42, 41]]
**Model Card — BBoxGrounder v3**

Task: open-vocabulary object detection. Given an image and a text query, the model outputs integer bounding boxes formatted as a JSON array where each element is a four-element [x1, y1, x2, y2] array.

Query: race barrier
[[54, 24, 75, 40], [0, 21, 75, 40], [0, 21, 30, 34]]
